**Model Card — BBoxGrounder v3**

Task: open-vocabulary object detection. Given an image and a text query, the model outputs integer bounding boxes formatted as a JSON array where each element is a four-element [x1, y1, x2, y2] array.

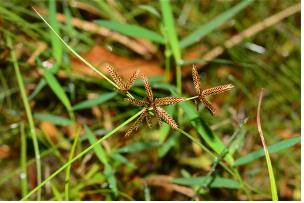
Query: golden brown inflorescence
[[192, 65, 234, 115], [107, 64, 234, 137]]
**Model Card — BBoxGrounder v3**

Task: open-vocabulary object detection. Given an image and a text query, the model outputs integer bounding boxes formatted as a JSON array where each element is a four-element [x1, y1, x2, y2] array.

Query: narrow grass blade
[[64, 127, 80, 200], [51, 184, 62, 201], [158, 132, 178, 158], [28, 78, 46, 101], [49, 0, 62, 68], [21, 109, 144, 200], [96, 20, 165, 44], [160, 0, 181, 62], [138, 5, 160, 18], [32, 8, 118, 89], [110, 153, 136, 169], [20, 123, 28, 198], [85, 125, 118, 196], [172, 176, 240, 189], [160, 0, 182, 94], [72, 92, 117, 111], [180, 0, 254, 49], [256, 89, 278, 201], [34, 113, 74, 126], [43, 68, 74, 120], [179, 102, 234, 165], [7, 34, 42, 200], [234, 136, 300, 167]]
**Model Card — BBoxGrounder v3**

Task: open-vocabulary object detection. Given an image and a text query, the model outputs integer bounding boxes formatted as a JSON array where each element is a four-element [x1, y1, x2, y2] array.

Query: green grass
[[7, 34, 42, 200], [21, 109, 144, 200]]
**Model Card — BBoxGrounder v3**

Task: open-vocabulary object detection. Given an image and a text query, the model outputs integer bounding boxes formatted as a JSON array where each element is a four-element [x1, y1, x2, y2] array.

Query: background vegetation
[[0, 0, 300, 200]]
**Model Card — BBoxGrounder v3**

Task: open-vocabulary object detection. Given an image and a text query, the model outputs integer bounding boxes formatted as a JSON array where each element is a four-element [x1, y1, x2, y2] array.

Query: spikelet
[[156, 107, 178, 129], [106, 64, 125, 90], [125, 98, 148, 107], [142, 75, 153, 102], [126, 69, 140, 91], [192, 65, 202, 95], [202, 84, 234, 96], [199, 96, 216, 115], [125, 109, 147, 137], [106, 64, 140, 92], [153, 105, 163, 127], [154, 97, 184, 106]]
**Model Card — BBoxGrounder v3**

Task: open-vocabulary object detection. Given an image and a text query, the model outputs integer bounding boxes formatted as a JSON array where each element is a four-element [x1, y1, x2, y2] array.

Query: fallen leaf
[[70, 45, 164, 80]]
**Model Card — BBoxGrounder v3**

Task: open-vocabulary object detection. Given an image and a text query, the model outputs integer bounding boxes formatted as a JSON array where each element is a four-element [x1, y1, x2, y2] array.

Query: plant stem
[[32, 8, 117, 89], [21, 109, 144, 201], [257, 89, 278, 201], [175, 128, 235, 177], [64, 126, 81, 200], [176, 63, 182, 95], [7, 34, 42, 200], [183, 95, 198, 102], [33, 8, 137, 101], [20, 123, 28, 198]]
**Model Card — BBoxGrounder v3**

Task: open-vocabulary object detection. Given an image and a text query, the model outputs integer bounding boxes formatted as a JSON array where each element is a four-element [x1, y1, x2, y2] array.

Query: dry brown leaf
[[0, 145, 11, 159], [70, 45, 164, 80], [40, 122, 59, 143]]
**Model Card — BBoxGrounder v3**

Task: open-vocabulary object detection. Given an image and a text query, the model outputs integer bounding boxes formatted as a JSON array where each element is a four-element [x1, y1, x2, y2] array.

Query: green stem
[[33, 8, 117, 88], [64, 126, 81, 200], [21, 109, 144, 201], [33, 8, 137, 100], [175, 128, 235, 177], [20, 123, 28, 198], [183, 95, 198, 102], [176, 63, 182, 96], [7, 34, 42, 200]]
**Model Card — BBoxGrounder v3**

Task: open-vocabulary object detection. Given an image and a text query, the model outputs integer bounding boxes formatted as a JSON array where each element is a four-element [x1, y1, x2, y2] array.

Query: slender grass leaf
[[28, 78, 46, 101], [43, 68, 73, 117], [179, 102, 234, 165], [160, 0, 181, 62], [51, 184, 62, 201], [95, 20, 165, 44], [73, 92, 117, 110], [65, 128, 80, 200], [172, 176, 240, 189], [116, 140, 160, 153], [110, 153, 136, 169], [158, 132, 178, 158], [34, 113, 74, 126], [234, 136, 300, 167], [180, 0, 254, 49], [85, 125, 118, 196], [138, 5, 160, 18], [49, 0, 62, 68], [20, 124, 27, 198]]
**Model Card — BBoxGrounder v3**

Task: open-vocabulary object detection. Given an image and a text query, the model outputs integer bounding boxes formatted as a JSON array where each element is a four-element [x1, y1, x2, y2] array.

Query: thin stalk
[[32, 7, 117, 89], [7, 34, 42, 200], [176, 127, 253, 199], [175, 128, 235, 177], [176, 63, 182, 95], [20, 123, 28, 198], [164, 47, 171, 81], [192, 118, 250, 199], [64, 126, 81, 200], [33, 8, 135, 100], [257, 89, 278, 201], [183, 95, 198, 102], [21, 109, 144, 201]]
